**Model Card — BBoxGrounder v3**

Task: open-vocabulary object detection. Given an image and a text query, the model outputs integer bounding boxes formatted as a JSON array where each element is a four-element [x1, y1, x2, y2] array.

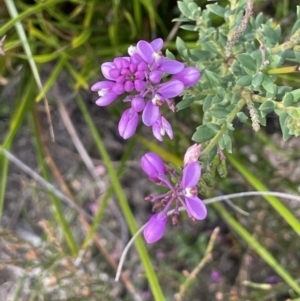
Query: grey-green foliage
[[175, 0, 300, 160]]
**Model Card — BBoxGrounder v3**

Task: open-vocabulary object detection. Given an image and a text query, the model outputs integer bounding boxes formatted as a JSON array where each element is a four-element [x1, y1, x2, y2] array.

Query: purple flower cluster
[[91, 38, 200, 140], [141, 152, 207, 243]]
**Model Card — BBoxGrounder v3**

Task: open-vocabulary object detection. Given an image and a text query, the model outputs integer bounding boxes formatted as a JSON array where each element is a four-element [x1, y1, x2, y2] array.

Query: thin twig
[[175, 227, 220, 301], [0, 145, 91, 220], [165, 13, 183, 44], [115, 190, 300, 281], [53, 85, 128, 251]]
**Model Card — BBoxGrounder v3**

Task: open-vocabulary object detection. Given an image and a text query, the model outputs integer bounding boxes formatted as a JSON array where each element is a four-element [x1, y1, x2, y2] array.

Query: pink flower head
[[142, 153, 207, 243], [91, 38, 188, 140]]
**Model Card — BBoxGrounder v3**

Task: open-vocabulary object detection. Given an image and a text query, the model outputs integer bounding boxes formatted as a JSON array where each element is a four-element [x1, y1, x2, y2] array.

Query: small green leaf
[[276, 86, 293, 98], [283, 93, 294, 107], [279, 112, 291, 141], [218, 133, 232, 153], [294, 51, 300, 64], [212, 95, 222, 104], [269, 55, 282, 68], [165, 49, 175, 60], [252, 73, 264, 87], [192, 124, 217, 143], [207, 123, 221, 132], [190, 49, 214, 61], [262, 75, 275, 93], [210, 107, 228, 119], [226, 121, 234, 131], [255, 12, 264, 28], [292, 19, 300, 35], [180, 24, 197, 31], [206, 4, 225, 17], [187, 2, 198, 12], [204, 70, 222, 88], [263, 24, 279, 47], [259, 101, 274, 117], [236, 75, 252, 86], [237, 112, 248, 123], [290, 88, 300, 101], [279, 113, 292, 141], [176, 96, 195, 111], [236, 54, 257, 71], [177, 1, 191, 18], [176, 36, 188, 58], [203, 95, 213, 111]]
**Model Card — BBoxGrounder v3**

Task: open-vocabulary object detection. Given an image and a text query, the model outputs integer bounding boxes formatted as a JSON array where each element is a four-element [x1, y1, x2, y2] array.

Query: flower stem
[[202, 98, 246, 156]]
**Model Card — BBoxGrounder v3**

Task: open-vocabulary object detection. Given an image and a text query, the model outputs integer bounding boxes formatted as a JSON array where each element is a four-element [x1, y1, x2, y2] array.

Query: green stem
[[202, 98, 246, 156], [271, 28, 300, 54]]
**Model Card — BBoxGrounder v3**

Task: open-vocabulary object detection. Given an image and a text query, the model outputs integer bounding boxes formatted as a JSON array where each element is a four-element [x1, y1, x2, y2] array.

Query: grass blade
[[214, 202, 300, 295], [75, 94, 165, 301], [227, 153, 300, 235]]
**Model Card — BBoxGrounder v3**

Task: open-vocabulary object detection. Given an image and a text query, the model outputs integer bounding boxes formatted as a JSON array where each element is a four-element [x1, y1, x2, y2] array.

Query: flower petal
[[157, 80, 184, 98], [136, 40, 154, 64], [159, 59, 184, 74], [134, 80, 146, 92], [161, 116, 173, 139], [183, 144, 201, 166], [95, 92, 117, 106], [144, 213, 167, 243], [152, 122, 163, 141], [101, 62, 114, 80], [149, 70, 163, 84], [142, 101, 160, 126], [181, 162, 201, 187], [185, 196, 207, 220], [173, 67, 201, 86], [118, 108, 138, 139], [131, 96, 145, 112], [150, 38, 163, 52], [91, 81, 114, 91], [141, 152, 166, 179]]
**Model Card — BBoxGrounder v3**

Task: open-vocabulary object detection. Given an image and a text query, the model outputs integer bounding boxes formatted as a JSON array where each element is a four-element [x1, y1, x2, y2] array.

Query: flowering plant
[[92, 0, 300, 244]]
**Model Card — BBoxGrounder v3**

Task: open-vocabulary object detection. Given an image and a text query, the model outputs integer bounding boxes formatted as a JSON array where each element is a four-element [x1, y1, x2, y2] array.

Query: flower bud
[[173, 67, 201, 86], [118, 108, 138, 139], [144, 213, 167, 243], [131, 96, 145, 112], [141, 152, 166, 180], [157, 80, 184, 98], [183, 144, 201, 166]]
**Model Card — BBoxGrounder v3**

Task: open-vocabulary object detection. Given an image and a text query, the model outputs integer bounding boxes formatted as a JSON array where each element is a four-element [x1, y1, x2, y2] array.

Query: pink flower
[[141, 152, 207, 243], [91, 38, 190, 140]]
